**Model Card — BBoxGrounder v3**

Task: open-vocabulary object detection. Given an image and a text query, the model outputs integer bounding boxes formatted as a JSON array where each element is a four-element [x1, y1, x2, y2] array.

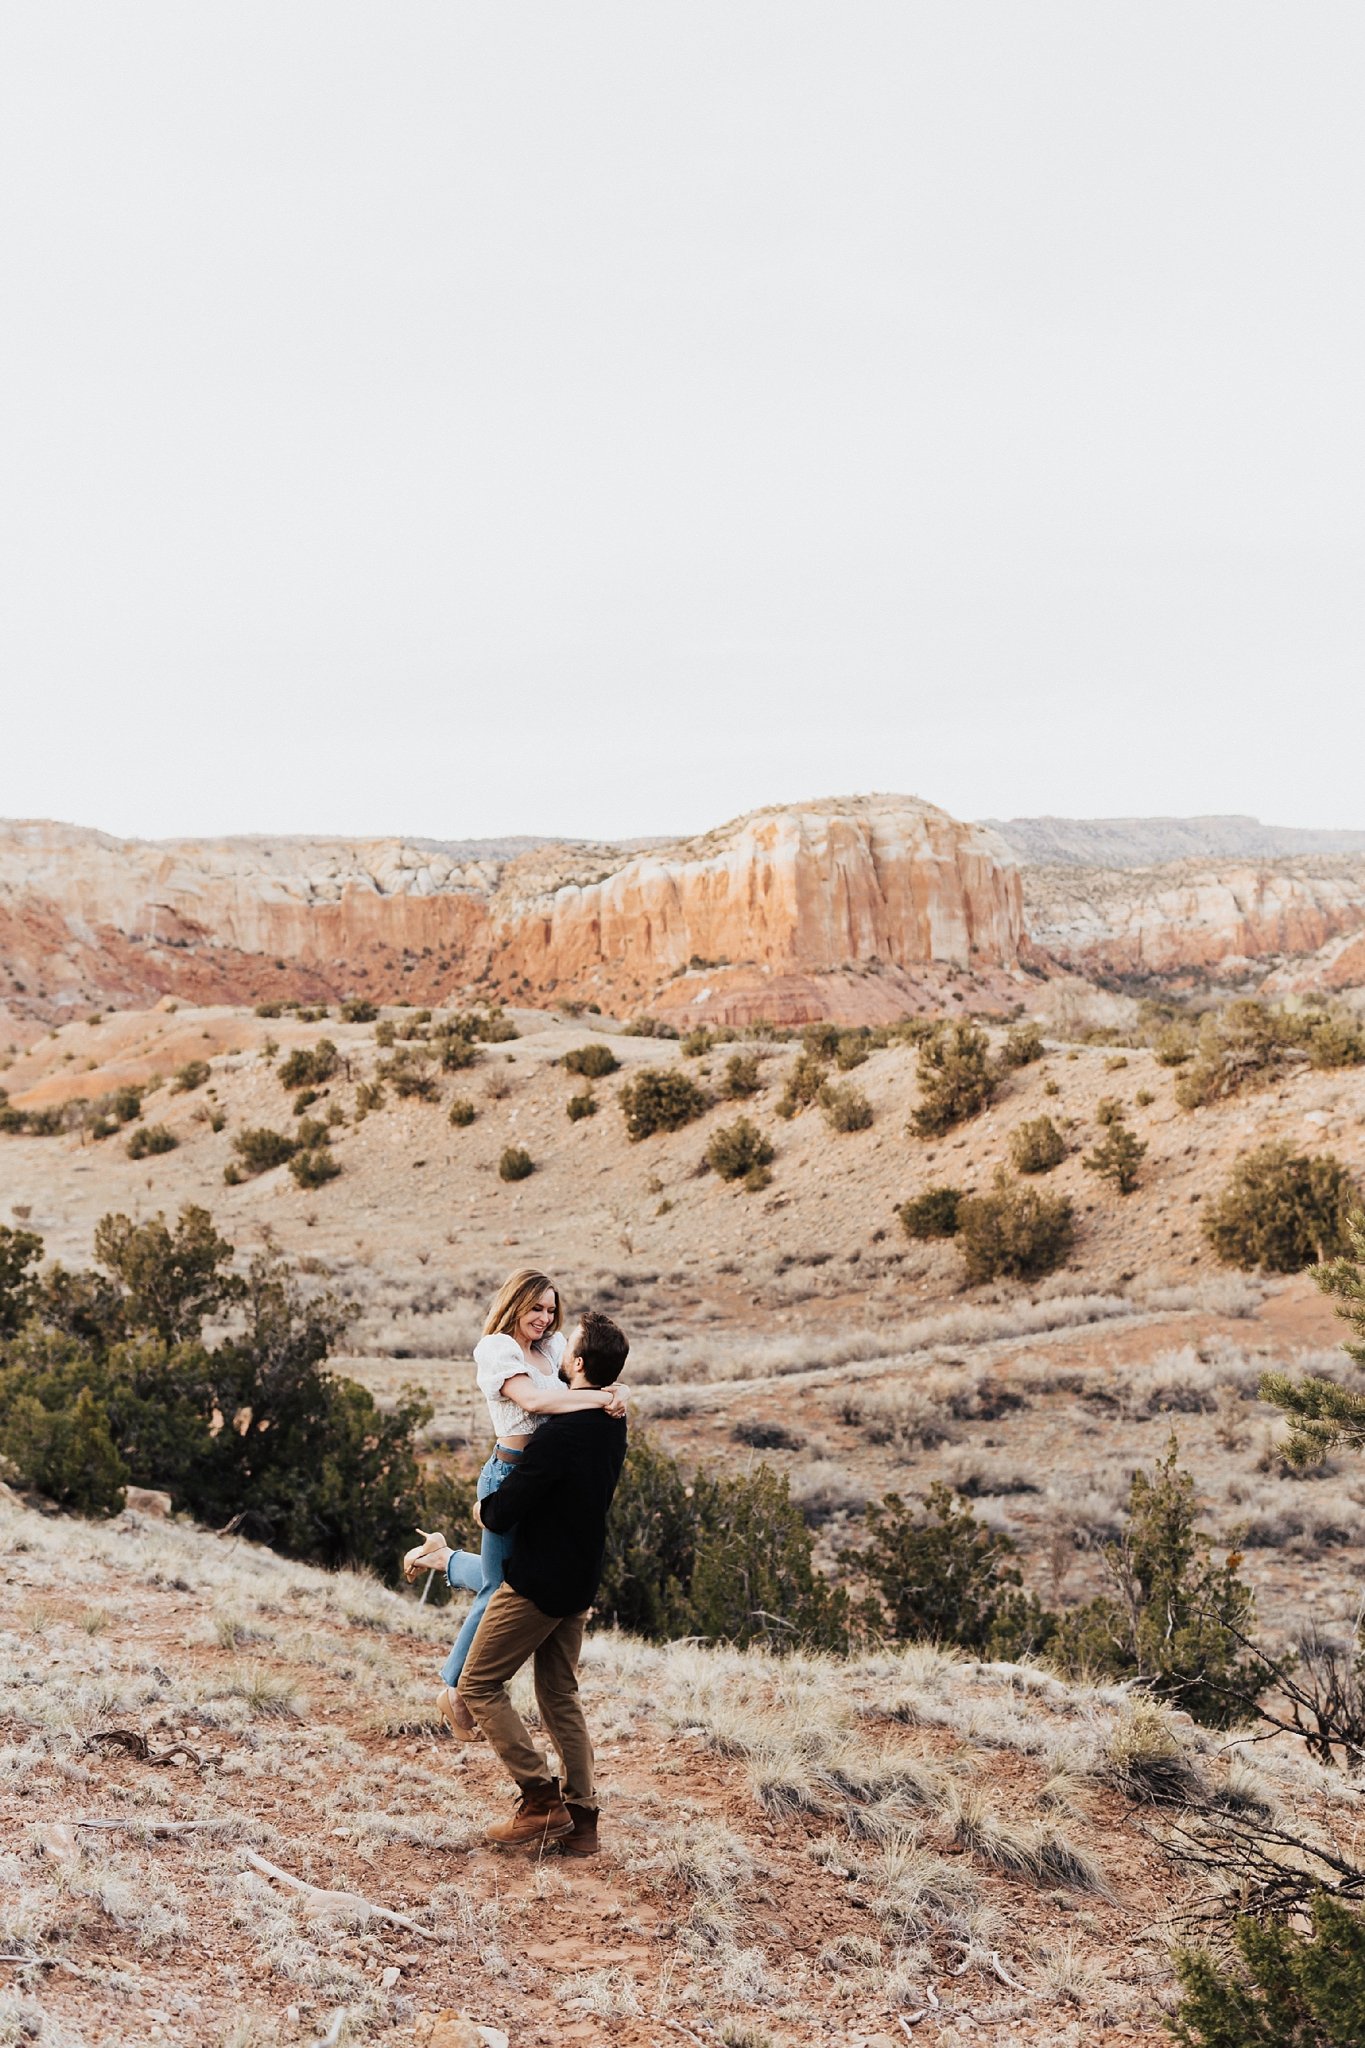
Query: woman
[[405, 1268, 626, 1739]]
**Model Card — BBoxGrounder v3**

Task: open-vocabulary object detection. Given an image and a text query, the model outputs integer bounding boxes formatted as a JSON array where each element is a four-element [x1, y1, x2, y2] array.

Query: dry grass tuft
[[1099, 1699, 1205, 1806]]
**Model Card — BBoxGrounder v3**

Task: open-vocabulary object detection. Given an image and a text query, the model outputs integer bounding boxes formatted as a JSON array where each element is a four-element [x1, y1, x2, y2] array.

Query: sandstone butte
[[0, 797, 1030, 1027], [3, 794, 1365, 1029]]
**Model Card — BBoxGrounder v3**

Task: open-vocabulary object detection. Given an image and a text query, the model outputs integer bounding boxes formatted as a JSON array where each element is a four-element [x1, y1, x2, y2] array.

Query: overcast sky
[[1, 5, 1361, 846]]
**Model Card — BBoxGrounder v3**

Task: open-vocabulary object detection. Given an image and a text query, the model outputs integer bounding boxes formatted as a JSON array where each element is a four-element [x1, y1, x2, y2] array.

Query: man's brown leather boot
[[485, 1781, 573, 1849], [558, 1802, 599, 1857]]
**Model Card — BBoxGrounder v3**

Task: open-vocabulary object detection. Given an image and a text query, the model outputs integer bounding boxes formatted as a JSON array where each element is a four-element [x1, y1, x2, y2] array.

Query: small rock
[[381, 1966, 401, 1990], [33, 1822, 80, 1863], [416, 2018, 509, 2048], [124, 1486, 173, 1518]]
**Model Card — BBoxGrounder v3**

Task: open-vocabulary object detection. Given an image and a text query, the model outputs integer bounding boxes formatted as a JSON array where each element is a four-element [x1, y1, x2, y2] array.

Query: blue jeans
[[439, 1453, 517, 1688]]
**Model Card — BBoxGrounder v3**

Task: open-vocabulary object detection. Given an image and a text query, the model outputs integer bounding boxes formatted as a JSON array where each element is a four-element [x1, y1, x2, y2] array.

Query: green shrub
[[0, 1224, 43, 1336], [374, 1020, 396, 1048], [957, 1172, 1074, 1283], [2, 1385, 127, 1514], [910, 1021, 996, 1137], [254, 1002, 283, 1019], [707, 1117, 775, 1184], [448, 1098, 476, 1128], [339, 999, 378, 1024], [439, 1033, 481, 1071], [126, 1124, 178, 1160], [594, 1436, 698, 1639], [290, 1149, 341, 1189], [835, 1032, 870, 1071], [353, 1079, 385, 1118], [562, 1043, 619, 1079], [232, 1127, 298, 1177], [1136, 1088, 1155, 1106], [846, 1482, 1054, 1658], [387, 1061, 439, 1101], [896, 1186, 962, 1240], [1008, 1116, 1066, 1174], [171, 1060, 210, 1094], [91, 1206, 243, 1344], [1052, 1440, 1263, 1726], [618, 1068, 708, 1140], [1095, 1095, 1126, 1126], [775, 1049, 829, 1119], [999, 1019, 1045, 1069], [566, 1090, 597, 1121], [1260, 1215, 1365, 1467], [1153, 1019, 1197, 1066], [1171, 1892, 1365, 2048], [819, 1082, 873, 1133], [1174, 1000, 1313, 1109], [1203, 1145, 1357, 1272], [1084, 1122, 1147, 1194], [111, 1085, 144, 1123], [680, 1027, 715, 1058], [0, 1213, 429, 1575], [1304, 1009, 1365, 1069], [276, 1040, 339, 1091], [623, 1016, 680, 1039], [499, 1146, 535, 1182], [721, 1052, 761, 1098], [596, 1437, 850, 1651], [446, 1005, 518, 1043]]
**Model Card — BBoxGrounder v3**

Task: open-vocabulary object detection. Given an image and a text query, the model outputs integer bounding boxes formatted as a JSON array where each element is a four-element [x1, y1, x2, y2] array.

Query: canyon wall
[[0, 798, 1028, 1026], [6, 800, 1365, 1030], [1023, 857, 1365, 989]]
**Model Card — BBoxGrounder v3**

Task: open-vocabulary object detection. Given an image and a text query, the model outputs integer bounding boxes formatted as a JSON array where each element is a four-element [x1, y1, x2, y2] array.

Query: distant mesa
[[986, 813, 1365, 869], [2, 796, 1363, 1027]]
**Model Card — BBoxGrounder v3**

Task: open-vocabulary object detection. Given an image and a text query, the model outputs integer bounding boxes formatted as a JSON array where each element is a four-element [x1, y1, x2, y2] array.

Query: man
[[458, 1309, 628, 1854]]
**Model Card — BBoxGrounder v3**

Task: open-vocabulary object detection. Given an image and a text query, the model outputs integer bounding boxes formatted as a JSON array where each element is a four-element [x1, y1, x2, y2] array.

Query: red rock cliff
[[0, 797, 1028, 1024]]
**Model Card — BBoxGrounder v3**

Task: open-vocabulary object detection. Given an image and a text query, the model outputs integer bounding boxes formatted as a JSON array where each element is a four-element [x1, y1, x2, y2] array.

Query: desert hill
[[5, 1477, 1303, 2048], [3, 994, 1364, 1654]]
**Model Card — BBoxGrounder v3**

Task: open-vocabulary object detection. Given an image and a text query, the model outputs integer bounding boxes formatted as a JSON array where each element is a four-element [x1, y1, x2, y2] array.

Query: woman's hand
[[602, 1388, 628, 1419]]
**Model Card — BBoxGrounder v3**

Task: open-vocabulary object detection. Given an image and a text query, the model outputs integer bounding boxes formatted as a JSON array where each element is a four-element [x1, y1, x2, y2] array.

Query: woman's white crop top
[[473, 1329, 568, 1442]]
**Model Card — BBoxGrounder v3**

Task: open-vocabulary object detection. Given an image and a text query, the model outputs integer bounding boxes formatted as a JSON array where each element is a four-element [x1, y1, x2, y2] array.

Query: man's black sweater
[[479, 1409, 627, 1618]]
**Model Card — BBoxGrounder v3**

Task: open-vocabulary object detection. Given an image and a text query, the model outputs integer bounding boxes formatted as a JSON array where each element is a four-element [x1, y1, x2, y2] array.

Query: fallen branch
[[244, 1852, 439, 1942], [71, 1818, 237, 1835]]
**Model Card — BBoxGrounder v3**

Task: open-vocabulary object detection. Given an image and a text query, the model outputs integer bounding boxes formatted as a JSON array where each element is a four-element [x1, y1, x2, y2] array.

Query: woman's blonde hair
[[483, 1268, 562, 1341]]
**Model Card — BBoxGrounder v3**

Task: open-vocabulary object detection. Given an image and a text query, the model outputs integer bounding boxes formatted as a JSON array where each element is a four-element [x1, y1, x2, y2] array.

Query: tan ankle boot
[[558, 1802, 599, 1857], [485, 1782, 573, 1848]]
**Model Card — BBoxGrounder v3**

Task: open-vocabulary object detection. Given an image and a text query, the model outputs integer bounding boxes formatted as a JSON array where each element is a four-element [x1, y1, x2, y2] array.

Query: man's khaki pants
[[457, 1584, 595, 1810]]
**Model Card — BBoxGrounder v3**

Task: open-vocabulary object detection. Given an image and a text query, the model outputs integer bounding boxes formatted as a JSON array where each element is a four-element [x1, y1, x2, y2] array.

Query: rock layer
[[0, 797, 1028, 1025]]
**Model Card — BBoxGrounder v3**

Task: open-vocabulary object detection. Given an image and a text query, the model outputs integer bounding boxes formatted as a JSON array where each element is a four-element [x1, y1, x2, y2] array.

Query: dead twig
[[899, 1983, 941, 2029], [88, 1729, 216, 1769], [244, 1851, 439, 1941], [988, 1950, 1031, 1992]]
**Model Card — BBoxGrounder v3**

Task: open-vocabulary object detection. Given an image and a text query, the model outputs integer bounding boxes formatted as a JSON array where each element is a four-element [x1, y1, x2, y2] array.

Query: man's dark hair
[[576, 1310, 629, 1387]]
